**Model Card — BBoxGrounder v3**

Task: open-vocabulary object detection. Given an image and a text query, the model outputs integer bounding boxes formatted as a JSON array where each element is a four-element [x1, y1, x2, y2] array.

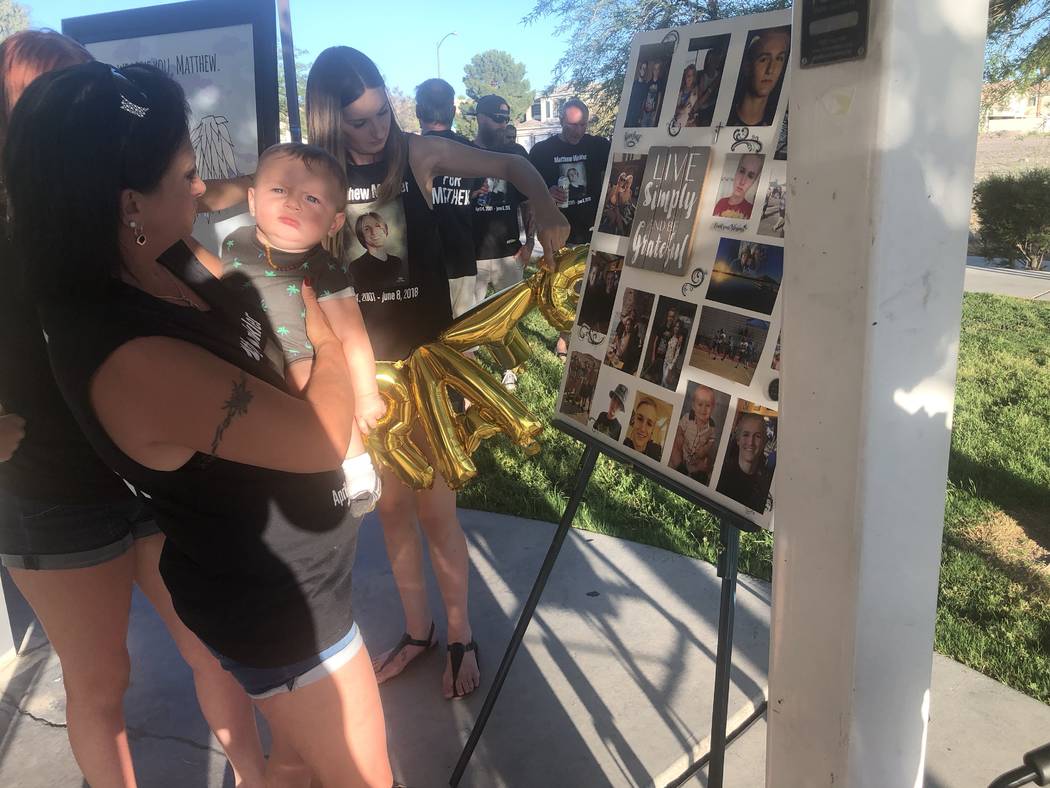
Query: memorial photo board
[[554, 9, 791, 529], [63, 0, 279, 255]]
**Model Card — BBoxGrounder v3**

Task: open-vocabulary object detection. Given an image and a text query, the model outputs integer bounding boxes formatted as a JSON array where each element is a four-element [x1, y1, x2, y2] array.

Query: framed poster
[[63, 0, 279, 253], [553, 9, 791, 530]]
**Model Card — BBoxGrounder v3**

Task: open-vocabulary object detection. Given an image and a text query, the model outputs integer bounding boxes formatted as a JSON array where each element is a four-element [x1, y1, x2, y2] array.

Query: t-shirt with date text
[[423, 129, 480, 279], [473, 141, 530, 262], [341, 160, 454, 362], [528, 133, 611, 245]]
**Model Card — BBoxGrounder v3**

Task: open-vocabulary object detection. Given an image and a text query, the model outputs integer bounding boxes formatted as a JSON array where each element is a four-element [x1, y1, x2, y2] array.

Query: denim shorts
[[0, 490, 160, 570], [211, 623, 364, 700]]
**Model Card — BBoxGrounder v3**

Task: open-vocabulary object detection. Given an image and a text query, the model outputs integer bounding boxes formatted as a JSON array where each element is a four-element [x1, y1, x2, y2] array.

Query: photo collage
[[554, 11, 791, 529]]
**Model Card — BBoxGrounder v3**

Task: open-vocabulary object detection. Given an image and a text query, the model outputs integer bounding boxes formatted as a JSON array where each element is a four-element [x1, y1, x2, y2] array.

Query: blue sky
[[30, 0, 569, 98]]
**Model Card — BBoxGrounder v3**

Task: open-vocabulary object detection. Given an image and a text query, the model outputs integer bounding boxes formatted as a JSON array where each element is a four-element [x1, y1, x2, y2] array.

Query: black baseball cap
[[471, 94, 511, 121]]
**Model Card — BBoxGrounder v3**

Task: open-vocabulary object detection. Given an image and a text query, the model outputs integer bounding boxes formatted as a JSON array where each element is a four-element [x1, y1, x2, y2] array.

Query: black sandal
[[375, 622, 436, 676], [447, 640, 480, 699]]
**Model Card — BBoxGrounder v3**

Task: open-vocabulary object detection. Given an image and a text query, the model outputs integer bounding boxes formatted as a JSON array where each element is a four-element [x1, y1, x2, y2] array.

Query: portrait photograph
[[603, 287, 656, 376], [689, 305, 771, 386], [622, 391, 674, 462], [598, 153, 647, 237], [344, 200, 410, 293], [716, 401, 778, 513], [640, 296, 697, 391], [705, 237, 784, 315], [712, 153, 765, 221], [667, 382, 731, 486], [726, 25, 791, 127]]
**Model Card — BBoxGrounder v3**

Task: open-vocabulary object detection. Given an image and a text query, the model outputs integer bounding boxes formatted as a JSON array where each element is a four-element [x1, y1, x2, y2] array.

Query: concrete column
[[767, 1, 988, 786]]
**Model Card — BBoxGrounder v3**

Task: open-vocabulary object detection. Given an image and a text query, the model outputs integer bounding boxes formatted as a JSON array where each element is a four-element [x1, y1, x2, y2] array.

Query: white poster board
[[554, 10, 791, 530], [63, 0, 279, 254]]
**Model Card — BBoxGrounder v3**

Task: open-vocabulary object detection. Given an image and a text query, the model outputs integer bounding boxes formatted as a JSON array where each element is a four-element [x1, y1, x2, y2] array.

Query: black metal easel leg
[[707, 521, 741, 788], [450, 444, 601, 787]]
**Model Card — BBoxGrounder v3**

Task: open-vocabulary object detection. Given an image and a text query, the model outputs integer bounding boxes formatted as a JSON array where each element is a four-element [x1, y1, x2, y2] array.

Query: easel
[[450, 419, 762, 788]]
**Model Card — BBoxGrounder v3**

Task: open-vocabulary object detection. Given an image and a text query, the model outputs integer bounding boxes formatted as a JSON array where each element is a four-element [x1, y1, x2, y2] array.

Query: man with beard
[[470, 94, 534, 389]]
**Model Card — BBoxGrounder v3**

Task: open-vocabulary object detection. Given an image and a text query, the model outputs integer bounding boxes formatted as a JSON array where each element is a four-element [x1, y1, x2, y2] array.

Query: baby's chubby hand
[[355, 390, 387, 436]]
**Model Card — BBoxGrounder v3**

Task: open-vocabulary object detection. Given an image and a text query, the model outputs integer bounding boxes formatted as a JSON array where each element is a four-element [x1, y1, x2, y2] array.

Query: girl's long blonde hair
[[306, 47, 407, 259]]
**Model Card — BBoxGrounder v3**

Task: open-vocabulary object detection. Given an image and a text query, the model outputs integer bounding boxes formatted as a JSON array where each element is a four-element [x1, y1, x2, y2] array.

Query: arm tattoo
[[209, 372, 254, 456]]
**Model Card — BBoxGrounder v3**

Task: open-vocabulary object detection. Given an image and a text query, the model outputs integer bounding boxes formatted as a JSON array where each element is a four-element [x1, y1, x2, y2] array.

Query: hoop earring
[[129, 220, 147, 247]]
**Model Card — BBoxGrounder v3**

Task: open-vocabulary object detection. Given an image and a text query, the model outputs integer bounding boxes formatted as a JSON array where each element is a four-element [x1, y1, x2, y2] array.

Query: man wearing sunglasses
[[470, 94, 534, 390]]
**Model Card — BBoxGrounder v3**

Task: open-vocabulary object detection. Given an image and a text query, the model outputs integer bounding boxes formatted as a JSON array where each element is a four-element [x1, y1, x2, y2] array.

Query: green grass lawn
[[457, 292, 1050, 704]]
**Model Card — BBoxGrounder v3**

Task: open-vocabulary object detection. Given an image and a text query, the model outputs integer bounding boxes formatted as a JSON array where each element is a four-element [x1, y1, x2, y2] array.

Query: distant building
[[982, 80, 1050, 132]]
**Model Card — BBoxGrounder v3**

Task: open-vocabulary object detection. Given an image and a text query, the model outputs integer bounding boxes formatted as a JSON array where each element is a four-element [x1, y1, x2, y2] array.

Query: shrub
[[972, 168, 1050, 269]]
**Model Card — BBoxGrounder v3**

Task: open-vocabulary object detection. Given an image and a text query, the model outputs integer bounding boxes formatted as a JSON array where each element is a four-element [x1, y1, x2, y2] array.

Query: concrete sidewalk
[[0, 509, 1046, 787]]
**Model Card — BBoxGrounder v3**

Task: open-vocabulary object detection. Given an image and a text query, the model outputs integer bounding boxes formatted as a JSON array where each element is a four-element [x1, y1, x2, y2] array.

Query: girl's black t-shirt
[[39, 255, 359, 668], [341, 156, 454, 361], [0, 230, 130, 504]]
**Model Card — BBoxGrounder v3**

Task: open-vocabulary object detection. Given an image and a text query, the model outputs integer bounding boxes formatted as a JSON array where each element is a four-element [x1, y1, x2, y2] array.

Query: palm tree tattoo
[[210, 372, 253, 456]]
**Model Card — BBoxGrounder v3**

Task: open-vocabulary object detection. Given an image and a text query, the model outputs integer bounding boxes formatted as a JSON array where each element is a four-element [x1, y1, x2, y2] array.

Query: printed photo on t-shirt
[[558, 162, 587, 204], [598, 153, 647, 238], [672, 34, 731, 129], [712, 153, 765, 221], [343, 187, 410, 295], [475, 177, 511, 209]]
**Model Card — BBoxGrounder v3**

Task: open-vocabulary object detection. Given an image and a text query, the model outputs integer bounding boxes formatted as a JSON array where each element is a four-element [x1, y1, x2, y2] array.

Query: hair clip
[[120, 95, 149, 118]]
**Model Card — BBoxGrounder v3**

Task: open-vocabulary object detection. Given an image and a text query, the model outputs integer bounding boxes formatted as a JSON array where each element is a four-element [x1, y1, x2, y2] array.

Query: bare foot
[[443, 644, 480, 700], [371, 625, 435, 685]]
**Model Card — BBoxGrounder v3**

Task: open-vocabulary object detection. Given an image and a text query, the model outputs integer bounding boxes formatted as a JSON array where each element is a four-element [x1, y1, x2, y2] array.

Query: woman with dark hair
[[5, 61, 391, 786], [0, 33, 267, 787], [306, 46, 569, 699]]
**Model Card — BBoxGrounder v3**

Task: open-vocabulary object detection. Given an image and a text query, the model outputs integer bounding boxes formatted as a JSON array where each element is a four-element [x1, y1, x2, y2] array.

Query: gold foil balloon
[[366, 246, 586, 490]]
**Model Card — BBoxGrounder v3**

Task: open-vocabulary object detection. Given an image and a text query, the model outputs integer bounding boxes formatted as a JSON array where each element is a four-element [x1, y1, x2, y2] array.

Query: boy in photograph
[[717, 412, 774, 511], [727, 26, 790, 127], [714, 154, 764, 220], [642, 306, 679, 384], [349, 211, 409, 291], [593, 384, 627, 441], [669, 384, 721, 484]]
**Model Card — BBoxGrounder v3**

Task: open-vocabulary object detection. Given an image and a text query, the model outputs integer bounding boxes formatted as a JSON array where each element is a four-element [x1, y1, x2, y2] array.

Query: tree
[[276, 44, 310, 142], [0, 0, 28, 41], [387, 86, 420, 133], [456, 50, 534, 141], [973, 168, 1050, 270], [524, 0, 789, 135], [985, 0, 1050, 87]]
